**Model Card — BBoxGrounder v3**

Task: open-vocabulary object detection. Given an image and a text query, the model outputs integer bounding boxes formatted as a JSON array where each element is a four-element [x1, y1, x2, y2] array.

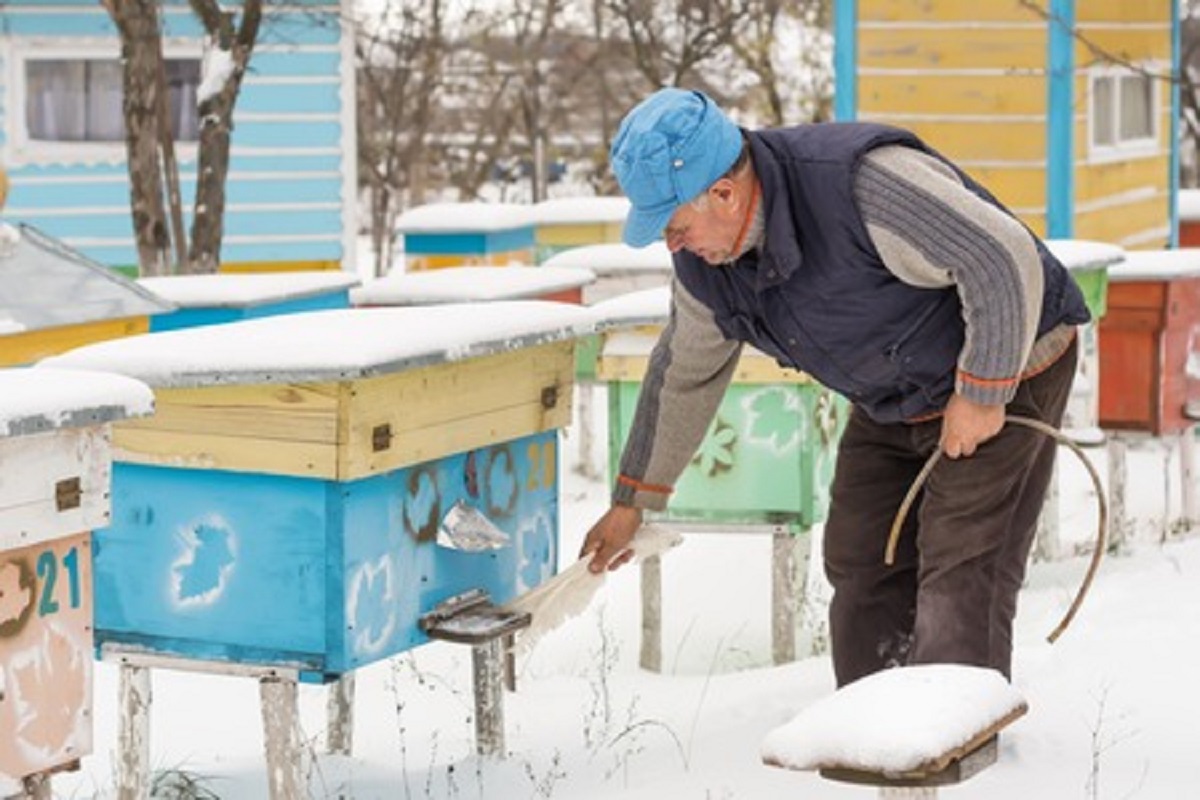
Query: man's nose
[[665, 231, 685, 252]]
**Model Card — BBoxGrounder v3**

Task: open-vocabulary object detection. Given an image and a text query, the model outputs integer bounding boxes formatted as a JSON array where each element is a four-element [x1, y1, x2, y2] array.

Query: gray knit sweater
[[613, 144, 1076, 511]]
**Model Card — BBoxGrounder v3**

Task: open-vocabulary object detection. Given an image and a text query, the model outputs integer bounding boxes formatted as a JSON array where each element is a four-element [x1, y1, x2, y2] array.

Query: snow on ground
[[52, 392, 1200, 799]]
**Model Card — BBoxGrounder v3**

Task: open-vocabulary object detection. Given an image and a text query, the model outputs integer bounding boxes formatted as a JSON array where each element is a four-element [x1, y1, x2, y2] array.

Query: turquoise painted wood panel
[[232, 120, 342, 149], [258, 15, 342, 46], [149, 290, 350, 332], [96, 465, 330, 669], [332, 433, 559, 673], [0, 0, 348, 272], [607, 381, 847, 532], [96, 431, 559, 681], [405, 229, 537, 256], [13, 208, 340, 240], [79, 239, 342, 270], [11, 176, 342, 210], [252, 51, 342, 77], [237, 82, 341, 115]]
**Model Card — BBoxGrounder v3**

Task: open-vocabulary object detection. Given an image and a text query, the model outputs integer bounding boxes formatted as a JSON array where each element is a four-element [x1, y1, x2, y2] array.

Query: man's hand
[[940, 394, 1005, 458], [580, 505, 643, 574]]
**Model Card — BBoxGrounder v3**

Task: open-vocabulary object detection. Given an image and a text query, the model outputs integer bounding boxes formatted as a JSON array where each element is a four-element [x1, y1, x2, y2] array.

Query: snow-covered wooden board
[[761, 665, 1027, 785], [351, 266, 595, 306], [138, 272, 359, 308], [40, 303, 598, 388]]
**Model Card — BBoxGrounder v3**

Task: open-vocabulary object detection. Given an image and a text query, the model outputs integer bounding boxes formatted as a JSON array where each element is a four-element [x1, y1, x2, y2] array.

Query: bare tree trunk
[[186, 0, 263, 274], [156, 43, 188, 270], [105, 0, 172, 277]]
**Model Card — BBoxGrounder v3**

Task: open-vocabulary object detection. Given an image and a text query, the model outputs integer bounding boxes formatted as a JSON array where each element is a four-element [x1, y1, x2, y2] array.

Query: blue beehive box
[[140, 272, 360, 332], [396, 203, 536, 271], [44, 303, 595, 681]]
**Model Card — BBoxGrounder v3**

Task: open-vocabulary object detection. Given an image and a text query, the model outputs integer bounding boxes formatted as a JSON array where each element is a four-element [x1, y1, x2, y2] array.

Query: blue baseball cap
[[610, 88, 743, 248]]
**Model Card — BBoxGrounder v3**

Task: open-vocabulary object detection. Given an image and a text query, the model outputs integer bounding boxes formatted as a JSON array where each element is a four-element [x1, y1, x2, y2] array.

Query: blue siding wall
[[0, 0, 352, 273]]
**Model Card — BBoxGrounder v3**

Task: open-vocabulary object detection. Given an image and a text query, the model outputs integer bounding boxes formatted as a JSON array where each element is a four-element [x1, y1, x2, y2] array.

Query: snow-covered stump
[[325, 673, 355, 756], [259, 677, 302, 800], [762, 665, 1026, 792]]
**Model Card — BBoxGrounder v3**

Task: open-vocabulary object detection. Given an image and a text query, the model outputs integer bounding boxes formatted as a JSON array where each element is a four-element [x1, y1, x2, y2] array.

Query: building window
[[1089, 69, 1158, 156], [25, 58, 201, 143]]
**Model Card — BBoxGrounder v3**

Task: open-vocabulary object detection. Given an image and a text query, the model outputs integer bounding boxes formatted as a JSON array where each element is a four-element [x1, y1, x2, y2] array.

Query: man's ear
[[709, 178, 736, 208]]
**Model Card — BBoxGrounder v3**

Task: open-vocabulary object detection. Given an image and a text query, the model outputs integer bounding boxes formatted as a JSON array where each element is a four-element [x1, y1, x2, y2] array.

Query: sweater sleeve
[[854, 145, 1044, 406], [612, 277, 742, 511]]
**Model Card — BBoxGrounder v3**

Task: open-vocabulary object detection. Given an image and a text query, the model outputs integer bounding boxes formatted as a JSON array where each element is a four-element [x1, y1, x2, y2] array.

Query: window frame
[[5, 38, 202, 167], [1086, 64, 1162, 163]]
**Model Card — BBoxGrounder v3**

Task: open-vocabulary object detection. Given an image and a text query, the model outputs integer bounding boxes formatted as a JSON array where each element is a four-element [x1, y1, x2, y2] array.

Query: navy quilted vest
[[673, 122, 1089, 423]]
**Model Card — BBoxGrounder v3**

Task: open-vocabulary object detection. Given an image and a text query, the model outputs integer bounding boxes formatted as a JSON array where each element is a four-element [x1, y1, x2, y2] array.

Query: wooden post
[[259, 677, 302, 800], [503, 634, 517, 693], [19, 773, 51, 800], [472, 640, 506, 757], [772, 531, 811, 665], [1107, 435, 1128, 553], [639, 554, 663, 672], [1180, 426, 1197, 533], [576, 383, 599, 479], [1034, 460, 1061, 562], [325, 673, 355, 756], [117, 664, 151, 800]]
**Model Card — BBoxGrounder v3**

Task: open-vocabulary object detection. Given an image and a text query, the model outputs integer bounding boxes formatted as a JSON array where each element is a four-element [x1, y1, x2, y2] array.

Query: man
[[580, 87, 1089, 687]]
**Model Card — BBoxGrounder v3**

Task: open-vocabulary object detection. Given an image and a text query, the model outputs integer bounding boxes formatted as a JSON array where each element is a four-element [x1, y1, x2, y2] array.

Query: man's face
[[662, 180, 742, 265]]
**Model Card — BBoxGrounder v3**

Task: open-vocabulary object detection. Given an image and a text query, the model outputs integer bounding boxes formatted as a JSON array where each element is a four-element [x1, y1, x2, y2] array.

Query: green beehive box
[[600, 333, 846, 533]]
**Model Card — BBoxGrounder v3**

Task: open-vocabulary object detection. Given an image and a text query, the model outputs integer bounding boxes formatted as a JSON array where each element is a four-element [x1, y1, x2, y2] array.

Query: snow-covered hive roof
[[394, 202, 535, 233], [1108, 248, 1200, 282], [0, 366, 153, 438], [1179, 189, 1200, 222], [41, 303, 599, 388], [352, 266, 595, 305], [1044, 239, 1126, 272], [0, 223, 173, 334], [138, 272, 360, 309], [541, 242, 672, 275], [532, 196, 630, 225], [591, 286, 670, 330]]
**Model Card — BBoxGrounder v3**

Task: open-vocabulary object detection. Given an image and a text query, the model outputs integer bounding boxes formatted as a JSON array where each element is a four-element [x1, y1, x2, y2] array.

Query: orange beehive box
[[1098, 251, 1200, 435]]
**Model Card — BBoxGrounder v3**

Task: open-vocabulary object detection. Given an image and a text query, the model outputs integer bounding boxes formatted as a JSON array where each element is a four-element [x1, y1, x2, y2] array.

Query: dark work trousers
[[823, 336, 1078, 687]]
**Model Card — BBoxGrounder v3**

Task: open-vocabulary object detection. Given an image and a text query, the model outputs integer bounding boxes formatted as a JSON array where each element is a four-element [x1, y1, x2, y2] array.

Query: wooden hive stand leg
[[117, 663, 151, 800], [326, 673, 355, 756], [772, 529, 811, 665], [1106, 434, 1129, 552], [260, 676, 302, 800], [1034, 459, 1062, 562], [18, 773, 51, 800], [880, 788, 939, 799], [472, 639, 506, 757], [1180, 422, 1198, 533], [639, 554, 663, 673]]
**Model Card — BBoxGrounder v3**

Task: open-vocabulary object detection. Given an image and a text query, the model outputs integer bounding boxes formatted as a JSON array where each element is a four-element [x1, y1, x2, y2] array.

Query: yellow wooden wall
[[1072, 4, 1172, 247], [857, 0, 1050, 232], [855, 0, 1172, 245]]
